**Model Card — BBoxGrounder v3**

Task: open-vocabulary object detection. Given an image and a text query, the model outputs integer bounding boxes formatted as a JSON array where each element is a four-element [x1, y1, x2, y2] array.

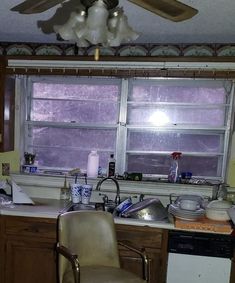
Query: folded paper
[[12, 181, 35, 205]]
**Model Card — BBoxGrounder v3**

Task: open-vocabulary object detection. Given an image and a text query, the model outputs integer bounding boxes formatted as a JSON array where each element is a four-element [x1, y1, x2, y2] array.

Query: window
[[17, 76, 234, 181]]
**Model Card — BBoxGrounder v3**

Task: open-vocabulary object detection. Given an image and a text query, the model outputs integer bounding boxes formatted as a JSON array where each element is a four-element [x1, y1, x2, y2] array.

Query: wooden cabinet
[[0, 215, 169, 283], [0, 58, 15, 152], [0, 216, 3, 283], [116, 224, 168, 283], [1, 215, 57, 283], [230, 242, 235, 283]]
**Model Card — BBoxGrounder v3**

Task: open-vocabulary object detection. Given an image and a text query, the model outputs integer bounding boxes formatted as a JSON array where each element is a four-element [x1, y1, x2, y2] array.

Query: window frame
[[15, 75, 235, 181]]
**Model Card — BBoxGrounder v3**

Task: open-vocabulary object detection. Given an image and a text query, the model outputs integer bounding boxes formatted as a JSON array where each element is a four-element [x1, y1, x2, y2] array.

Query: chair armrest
[[118, 240, 149, 282], [56, 243, 80, 283]]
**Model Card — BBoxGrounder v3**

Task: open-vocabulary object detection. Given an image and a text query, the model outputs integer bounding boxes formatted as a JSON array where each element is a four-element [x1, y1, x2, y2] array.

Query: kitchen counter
[[1, 198, 234, 234], [0, 198, 174, 229], [0, 198, 67, 218]]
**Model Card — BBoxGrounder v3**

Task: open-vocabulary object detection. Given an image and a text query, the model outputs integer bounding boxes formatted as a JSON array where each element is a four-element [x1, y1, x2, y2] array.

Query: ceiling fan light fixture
[[52, 0, 139, 47], [81, 0, 112, 45], [108, 8, 140, 47], [53, 10, 86, 40]]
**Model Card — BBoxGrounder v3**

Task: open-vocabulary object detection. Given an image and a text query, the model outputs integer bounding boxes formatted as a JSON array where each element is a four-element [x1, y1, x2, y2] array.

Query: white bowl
[[205, 207, 230, 221], [205, 199, 232, 221]]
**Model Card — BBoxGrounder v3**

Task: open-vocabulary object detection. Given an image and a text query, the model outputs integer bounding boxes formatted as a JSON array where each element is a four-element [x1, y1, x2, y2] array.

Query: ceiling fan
[[11, 0, 198, 22]]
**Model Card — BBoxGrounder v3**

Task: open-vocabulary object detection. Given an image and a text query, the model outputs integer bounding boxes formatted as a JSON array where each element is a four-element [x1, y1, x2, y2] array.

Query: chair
[[57, 210, 149, 283]]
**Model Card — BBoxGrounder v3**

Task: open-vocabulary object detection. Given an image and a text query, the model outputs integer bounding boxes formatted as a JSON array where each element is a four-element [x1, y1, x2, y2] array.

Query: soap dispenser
[[60, 175, 70, 200]]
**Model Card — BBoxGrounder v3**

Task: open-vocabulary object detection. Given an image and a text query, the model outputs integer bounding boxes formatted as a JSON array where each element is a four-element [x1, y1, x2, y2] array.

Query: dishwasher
[[167, 230, 234, 283]]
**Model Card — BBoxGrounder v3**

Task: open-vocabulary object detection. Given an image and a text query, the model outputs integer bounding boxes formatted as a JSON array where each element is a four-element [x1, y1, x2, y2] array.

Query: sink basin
[[63, 201, 117, 214], [120, 198, 170, 223], [62, 199, 170, 223]]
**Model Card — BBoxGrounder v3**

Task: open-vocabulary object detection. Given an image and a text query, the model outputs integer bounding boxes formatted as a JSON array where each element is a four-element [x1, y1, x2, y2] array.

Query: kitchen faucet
[[95, 177, 121, 205]]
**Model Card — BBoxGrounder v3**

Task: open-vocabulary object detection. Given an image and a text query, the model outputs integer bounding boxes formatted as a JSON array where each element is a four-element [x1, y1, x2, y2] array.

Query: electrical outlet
[[2, 163, 10, 176]]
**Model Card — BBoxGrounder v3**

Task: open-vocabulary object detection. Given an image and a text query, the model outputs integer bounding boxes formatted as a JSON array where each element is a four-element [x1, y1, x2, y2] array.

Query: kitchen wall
[[228, 132, 235, 187], [1, 43, 235, 188]]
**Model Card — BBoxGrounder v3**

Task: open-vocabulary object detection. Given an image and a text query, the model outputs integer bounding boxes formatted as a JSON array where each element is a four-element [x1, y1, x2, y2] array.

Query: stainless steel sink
[[63, 201, 117, 214], [62, 198, 170, 223], [118, 198, 170, 223]]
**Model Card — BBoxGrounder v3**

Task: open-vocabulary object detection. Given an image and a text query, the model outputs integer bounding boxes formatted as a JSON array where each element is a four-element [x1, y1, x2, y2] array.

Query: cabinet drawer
[[3, 216, 57, 239], [116, 224, 163, 249]]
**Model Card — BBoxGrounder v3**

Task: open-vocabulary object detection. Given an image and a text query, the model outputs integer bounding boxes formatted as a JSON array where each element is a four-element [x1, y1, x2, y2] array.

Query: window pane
[[29, 127, 116, 169], [32, 99, 119, 123], [33, 83, 119, 101], [129, 84, 226, 104], [128, 81, 227, 127], [32, 147, 111, 170], [31, 82, 120, 123], [127, 106, 226, 126], [127, 130, 223, 153], [127, 154, 221, 177]]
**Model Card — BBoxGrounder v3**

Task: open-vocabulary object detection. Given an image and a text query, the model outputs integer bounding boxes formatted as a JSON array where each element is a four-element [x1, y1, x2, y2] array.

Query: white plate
[[169, 204, 205, 215], [168, 204, 205, 220]]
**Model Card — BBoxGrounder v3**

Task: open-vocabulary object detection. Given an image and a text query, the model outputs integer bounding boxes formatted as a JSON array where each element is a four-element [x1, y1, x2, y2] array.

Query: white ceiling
[[1, 0, 235, 45]]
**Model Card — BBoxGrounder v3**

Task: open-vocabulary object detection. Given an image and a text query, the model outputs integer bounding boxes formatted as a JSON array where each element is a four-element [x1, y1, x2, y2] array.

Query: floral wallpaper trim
[[1, 42, 235, 57]]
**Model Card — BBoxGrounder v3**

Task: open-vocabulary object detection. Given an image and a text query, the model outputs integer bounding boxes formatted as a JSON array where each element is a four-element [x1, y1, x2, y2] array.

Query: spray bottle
[[168, 152, 182, 183]]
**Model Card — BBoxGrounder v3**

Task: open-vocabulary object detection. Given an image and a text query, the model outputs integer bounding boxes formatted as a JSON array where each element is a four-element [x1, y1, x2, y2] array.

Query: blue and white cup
[[81, 184, 93, 204], [70, 183, 82, 204]]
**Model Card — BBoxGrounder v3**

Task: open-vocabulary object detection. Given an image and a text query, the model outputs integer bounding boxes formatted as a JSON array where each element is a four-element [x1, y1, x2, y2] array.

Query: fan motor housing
[[81, 0, 119, 10]]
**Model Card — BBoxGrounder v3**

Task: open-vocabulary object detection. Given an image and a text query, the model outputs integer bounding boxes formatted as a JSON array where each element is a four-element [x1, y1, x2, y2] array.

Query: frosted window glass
[[127, 131, 223, 153], [30, 127, 116, 169], [129, 85, 225, 104], [33, 83, 119, 101], [128, 84, 227, 126], [127, 106, 225, 126], [31, 83, 119, 123], [32, 100, 118, 123], [127, 155, 220, 177]]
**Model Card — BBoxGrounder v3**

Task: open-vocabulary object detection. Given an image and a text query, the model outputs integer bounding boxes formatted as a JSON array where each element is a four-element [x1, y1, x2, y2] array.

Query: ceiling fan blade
[[37, 0, 83, 34], [127, 0, 198, 22], [11, 0, 65, 14]]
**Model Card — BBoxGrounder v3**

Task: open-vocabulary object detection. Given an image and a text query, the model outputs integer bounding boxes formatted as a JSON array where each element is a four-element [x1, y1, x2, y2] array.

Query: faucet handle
[[139, 194, 145, 202], [99, 193, 109, 203], [115, 194, 121, 205]]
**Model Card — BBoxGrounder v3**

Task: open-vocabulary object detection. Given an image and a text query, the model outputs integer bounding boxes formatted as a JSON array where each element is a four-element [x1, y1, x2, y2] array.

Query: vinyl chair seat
[[63, 265, 146, 283]]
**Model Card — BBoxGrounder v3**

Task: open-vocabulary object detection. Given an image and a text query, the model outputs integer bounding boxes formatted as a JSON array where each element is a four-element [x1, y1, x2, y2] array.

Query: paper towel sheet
[[12, 181, 35, 205]]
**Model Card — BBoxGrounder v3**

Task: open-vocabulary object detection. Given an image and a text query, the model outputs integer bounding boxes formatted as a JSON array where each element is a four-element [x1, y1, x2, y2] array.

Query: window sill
[[10, 172, 215, 201]]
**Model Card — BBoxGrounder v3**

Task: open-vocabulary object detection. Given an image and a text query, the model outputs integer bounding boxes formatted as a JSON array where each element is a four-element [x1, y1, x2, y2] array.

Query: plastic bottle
[[60, 175, 70, 200], [168, 152, 182, 183], [107, 154, 116, 177], [87, 150, 99, 178]]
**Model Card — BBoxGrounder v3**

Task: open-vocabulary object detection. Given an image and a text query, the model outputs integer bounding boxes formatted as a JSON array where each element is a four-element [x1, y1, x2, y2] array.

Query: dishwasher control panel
[[168, 230, 234, 258]]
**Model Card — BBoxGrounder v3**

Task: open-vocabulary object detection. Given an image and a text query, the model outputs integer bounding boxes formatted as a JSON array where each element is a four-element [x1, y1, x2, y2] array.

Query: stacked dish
[[168, 204, 205, 221], [168, 194, 205, 221]]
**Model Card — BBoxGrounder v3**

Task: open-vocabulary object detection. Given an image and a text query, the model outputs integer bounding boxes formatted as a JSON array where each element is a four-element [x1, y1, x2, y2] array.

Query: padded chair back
[[58, 211, 120, 283]]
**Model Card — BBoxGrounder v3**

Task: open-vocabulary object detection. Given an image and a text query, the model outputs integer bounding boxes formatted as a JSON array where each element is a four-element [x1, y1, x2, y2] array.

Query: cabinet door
[[116, 224, 168, 283], [119, 246, 163, 283], [0, 75, 15, 152], [5, 237, 57, 283], [0, 59, 4, 149], [230, 250, 235, 283], [2, 216, 57, 283], [0, 57, 15, 152], [0, 216, 3, 283]]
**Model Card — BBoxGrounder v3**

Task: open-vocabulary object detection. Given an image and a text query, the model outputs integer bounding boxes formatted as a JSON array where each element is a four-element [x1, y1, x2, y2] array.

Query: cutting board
[[175, 217, 233, 233]]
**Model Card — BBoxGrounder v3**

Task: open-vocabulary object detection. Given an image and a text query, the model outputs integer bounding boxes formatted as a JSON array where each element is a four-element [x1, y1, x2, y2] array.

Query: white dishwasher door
[[167, 253, 231, 283]]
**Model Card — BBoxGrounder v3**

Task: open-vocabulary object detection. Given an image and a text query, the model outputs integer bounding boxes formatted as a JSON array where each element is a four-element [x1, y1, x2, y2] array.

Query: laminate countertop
[[1, 198, 233, 234], [0, 197, 174, 229]]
